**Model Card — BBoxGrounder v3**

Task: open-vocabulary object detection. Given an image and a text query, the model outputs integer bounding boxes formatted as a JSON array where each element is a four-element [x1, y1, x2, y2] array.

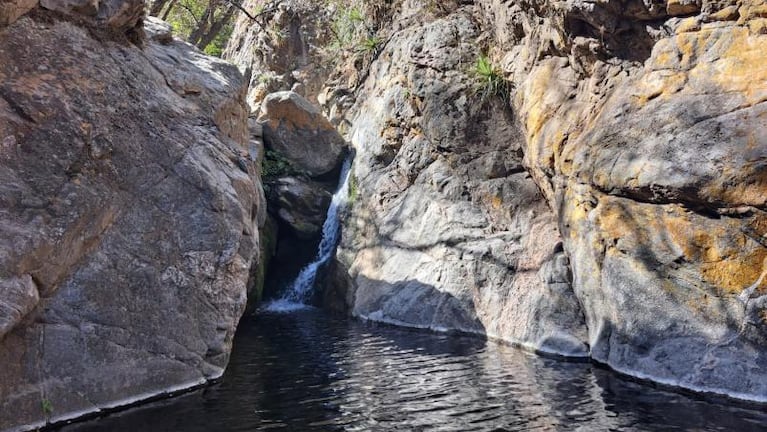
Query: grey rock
[[335, 9, 589, 357], [144, 16, 173, 44], [223, 0, 337, 106], [39, 0, 143, 31], [271, 176, 332, 239], [0, 275, 38, 340], [0, 7, 263, 431]]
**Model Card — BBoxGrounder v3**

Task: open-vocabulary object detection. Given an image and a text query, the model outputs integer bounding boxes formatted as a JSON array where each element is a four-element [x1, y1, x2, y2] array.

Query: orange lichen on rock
[[706, 26, 767, 102], [595, 197, 767, 295], [701, 250, 767, 295]]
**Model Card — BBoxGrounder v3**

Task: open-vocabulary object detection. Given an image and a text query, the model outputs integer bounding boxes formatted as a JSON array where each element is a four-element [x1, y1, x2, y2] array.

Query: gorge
[[0, 0, 766, 431]]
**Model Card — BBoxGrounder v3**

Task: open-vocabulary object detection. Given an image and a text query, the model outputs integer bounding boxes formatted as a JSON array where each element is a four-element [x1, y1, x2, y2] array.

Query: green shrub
[[330, 5, 369, 51], [348, 171, 359, 203], [348, 6, 364, 23], [262, 149, 299, 179], [41, 399, 53, 417], [473, 55, 510, 102], [358, 35, 382, 53]]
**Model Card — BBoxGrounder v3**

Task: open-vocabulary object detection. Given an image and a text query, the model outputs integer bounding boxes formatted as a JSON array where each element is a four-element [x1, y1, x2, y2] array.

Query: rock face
[[0, 6, 263, 431], [271, 176, 332, 239], [223, 0, 337, 107], [485, 0, 767, 399], [335, 8, 589, 356], [228, 0, 767, 401]]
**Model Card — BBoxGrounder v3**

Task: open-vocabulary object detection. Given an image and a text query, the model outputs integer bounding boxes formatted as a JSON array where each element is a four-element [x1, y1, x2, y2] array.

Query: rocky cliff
[[479, 0, 767, 400], [0, 2, 265, 430], [227, 0, 767, 401]]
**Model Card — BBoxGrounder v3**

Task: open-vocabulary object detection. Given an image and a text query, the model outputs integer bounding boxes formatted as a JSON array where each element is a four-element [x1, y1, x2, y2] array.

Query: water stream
[[265, 156, 353, 312]]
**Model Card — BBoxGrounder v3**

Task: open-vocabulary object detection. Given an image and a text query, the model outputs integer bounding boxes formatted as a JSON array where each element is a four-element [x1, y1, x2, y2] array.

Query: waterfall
[[264, 156, 353, 312]]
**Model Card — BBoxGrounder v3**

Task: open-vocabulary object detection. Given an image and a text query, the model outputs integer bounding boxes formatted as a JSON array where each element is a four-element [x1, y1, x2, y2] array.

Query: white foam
[[270, 156, 353, 308], [261, 299, 314, 313]]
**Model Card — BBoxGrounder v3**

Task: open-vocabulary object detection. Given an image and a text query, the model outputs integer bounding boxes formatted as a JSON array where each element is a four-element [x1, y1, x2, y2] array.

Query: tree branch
[[176, 0, 202, 25], [220, 0, 283, 30]]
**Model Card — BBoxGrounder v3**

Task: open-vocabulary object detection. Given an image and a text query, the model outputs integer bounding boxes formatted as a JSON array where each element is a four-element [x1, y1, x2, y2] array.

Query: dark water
[[58, 308, 767, 432]]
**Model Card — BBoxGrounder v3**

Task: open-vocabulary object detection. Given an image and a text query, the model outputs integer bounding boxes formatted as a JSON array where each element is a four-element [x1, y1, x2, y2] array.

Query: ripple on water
[[57, 308, 767, 432]]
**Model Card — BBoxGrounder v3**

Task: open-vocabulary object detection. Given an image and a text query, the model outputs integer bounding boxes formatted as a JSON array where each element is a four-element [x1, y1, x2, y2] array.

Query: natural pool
[[58, 308, 767, 431]]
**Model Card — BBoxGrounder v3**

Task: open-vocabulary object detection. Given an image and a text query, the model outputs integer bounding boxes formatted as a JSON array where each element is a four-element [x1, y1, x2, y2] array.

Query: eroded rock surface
[[271, 176, 332, 238], [258, 91, 346, 178], [0, 9, 263, 431], [223, 0, 339, 106]]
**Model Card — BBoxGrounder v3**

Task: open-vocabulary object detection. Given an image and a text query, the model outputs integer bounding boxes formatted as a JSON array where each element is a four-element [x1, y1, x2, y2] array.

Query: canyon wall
[[479, 0, 767, 400], [0, 3, 265, 430], [227, 0, 767, 401]]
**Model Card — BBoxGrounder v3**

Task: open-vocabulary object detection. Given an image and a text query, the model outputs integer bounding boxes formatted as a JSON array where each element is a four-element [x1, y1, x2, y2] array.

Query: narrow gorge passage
[[2, 0, 767, 431]]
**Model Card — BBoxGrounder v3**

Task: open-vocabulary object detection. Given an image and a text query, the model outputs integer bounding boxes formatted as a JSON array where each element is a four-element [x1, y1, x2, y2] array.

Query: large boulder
[[258, 91, 346, 177], [270, 176, 332, 238], [0, 10, 263, 431]]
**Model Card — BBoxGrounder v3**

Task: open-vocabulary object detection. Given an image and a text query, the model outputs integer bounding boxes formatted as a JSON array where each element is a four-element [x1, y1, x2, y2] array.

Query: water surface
[[58, 309, 767, 431]]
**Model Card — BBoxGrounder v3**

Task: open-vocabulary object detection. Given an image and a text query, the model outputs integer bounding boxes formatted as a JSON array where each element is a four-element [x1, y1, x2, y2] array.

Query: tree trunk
[[188, 1, 217, 45], [195, 2, 237, 49], [149, 0, 169, 16], [160, 0, 178, 21]]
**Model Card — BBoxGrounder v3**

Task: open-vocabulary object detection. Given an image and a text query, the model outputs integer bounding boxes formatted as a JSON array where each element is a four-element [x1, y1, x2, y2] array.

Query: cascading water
[[265, 156, 353, 312]]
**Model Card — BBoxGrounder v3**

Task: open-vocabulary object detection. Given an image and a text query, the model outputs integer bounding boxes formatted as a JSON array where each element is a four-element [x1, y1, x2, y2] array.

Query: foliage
[[150, 0, 248, 57], [262, 149, 299, 179], [348, 171, 358, 203], [473, 55, 510, 102], [161, 0, 206, 38], [41, 399, 53, 417], [328, 3, 378, 53], [203, 21, 234, 56], [358, 35, 382, 53]]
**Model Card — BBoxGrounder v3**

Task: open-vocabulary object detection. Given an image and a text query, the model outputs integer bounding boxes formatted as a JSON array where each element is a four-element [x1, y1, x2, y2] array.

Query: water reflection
[[57, 309, 767, 431]]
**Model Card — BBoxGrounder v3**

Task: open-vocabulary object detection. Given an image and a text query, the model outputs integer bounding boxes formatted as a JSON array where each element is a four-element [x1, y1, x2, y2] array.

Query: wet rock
[[271, 176, 332, 239]]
